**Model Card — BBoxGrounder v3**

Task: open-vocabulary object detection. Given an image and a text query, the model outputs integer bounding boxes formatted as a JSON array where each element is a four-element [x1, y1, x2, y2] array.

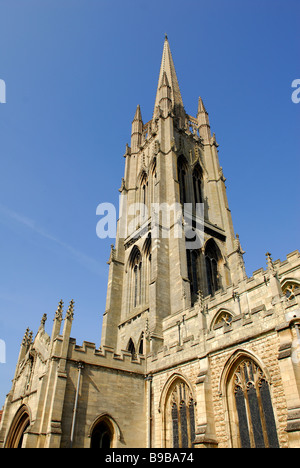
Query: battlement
[[65, 338, 146, 374]]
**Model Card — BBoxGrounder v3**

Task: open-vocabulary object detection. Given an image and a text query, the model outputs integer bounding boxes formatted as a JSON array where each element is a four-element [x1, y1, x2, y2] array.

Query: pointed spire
[[153, 36, 184, 114]]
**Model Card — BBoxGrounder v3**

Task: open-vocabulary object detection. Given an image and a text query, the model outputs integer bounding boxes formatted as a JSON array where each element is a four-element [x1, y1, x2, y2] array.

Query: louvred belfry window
[[232, 360, 279, 448]]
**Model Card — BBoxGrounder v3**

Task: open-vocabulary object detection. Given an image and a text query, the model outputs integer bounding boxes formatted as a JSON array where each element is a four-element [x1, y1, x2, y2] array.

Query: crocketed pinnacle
[[66, 299, 75, 320], [55, 299, 64, 322]]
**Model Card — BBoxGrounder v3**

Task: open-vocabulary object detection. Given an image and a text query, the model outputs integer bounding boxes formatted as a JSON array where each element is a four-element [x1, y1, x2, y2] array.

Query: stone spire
[[153, 36, 184, 114]]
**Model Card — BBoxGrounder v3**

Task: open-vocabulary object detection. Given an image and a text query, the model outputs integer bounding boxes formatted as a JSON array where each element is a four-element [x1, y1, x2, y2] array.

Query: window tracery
[[192, 165, 203, 205], [230, 359, 279, 448], [166, 380, 195, 448], [128, 247, 142, 309], [213, 311, 233, 329], [282, 281, 299, 301]]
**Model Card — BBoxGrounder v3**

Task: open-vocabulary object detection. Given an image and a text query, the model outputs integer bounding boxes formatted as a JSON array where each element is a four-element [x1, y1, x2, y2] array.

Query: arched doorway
[[90, 418, 113, 448], [5, 405, 30, 448]]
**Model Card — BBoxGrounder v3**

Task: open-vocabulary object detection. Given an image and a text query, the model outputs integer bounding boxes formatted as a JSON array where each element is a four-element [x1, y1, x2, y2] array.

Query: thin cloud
[[0, 203, 102, 276]]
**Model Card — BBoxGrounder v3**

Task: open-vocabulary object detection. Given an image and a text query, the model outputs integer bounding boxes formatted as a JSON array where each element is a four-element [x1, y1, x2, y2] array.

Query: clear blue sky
[[0, 0, 299, 407]]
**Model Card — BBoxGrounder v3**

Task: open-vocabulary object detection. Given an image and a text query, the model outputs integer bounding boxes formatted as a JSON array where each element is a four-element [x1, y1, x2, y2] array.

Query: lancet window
[[140, 172, 148, 222], [177, 156, 188, 206], [127, 338, 136, 359], [192, 165, 203, 205], [186, 249, 200, 304], [90, 419, 113, 448], [205, 239, 221, 296], [128, 247, 142, 309]]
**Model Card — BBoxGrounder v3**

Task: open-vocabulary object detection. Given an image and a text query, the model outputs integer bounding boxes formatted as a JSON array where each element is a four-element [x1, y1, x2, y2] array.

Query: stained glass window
[[232, 360, 279, 448], [169, 381, 196, 448]]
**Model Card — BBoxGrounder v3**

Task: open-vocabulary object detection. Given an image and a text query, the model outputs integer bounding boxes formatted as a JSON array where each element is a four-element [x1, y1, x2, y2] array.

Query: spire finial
[[165, 33, 168, 41]]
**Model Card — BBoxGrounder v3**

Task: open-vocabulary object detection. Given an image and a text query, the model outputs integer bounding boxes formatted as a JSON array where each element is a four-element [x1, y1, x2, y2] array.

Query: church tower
[[2, 36, 299, 450], [101, 36, 246, 354]]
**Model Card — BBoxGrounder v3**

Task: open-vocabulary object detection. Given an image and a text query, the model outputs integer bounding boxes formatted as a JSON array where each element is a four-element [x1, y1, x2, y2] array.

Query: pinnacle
[[66, 299, 75, 320], [197, 97, 207, 114], [133, 104, 143, 122], [54, 299, 64, 321]]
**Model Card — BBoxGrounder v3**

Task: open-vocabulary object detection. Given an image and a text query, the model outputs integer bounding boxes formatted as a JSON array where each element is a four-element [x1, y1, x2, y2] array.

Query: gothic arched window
[[165, 380, 196, 448], [128, 247, 142, 309], [140, 172, 148, 222], [177, 156, 188, 205], [205, 239, 221, 296], [127, 338, 136, 359], [186, 249, 200, 304], [138, 332, 144, 355], [192, 165, 203, 205], [228, 359, 279, 448], [90, 419, 114, 448]]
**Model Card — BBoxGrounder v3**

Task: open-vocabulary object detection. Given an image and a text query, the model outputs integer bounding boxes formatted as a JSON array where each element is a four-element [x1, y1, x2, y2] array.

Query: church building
[[1, 37, 300, 449]]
